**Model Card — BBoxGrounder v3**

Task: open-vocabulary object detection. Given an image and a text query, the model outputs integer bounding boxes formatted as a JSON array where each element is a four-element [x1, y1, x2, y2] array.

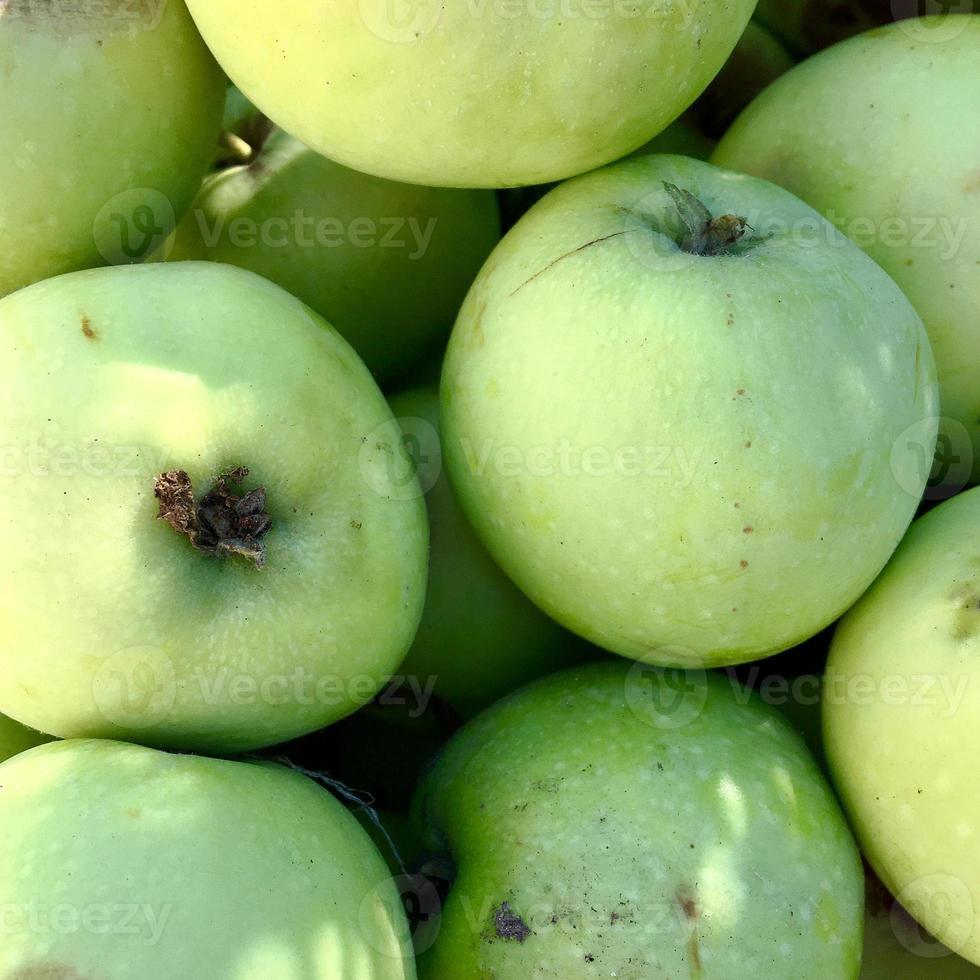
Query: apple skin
[[412, 661, 864, 978], [0, 739, 415, 978], [442, 154, 937, 668], [0, 0, 225, 297], [0, 262, 428, 753], [182, 0, 755, 188], [167, 130, 501, 384], [824, 486, 980, 965], [391, 384, 584, 720], [0, 713, 50, 764], [713, 16, 980, 483]]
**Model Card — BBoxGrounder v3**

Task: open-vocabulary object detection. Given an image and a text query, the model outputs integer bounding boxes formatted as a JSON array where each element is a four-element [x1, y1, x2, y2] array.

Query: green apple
[[713, 16, 980, 483], [862, 873, 980, 979], [0, 739, 414, 977], [182, 0, 755, 188], [0, 0, 225, 297], [166, 129, 501, 384], [391, 384, 583, 719], [824, 486, 980, 965], [412, 660, 864, 977], [442, 154, 937, 668], [0, 262, 428, 752], [0, 713, 49, 764]]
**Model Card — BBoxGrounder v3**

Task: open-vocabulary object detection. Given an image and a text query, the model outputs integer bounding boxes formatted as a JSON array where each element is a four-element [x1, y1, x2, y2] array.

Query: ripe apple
[[182, 0, 755, 188], [0, 713, 49, 764], [713, 16, 980, 483], [823, 486, 980, 965], [0, 0, 225, 297], [0, 262, 428, 752], [0, 739, 415, 977], [412, 661, 864, 977], [390, 384, 583, 719], [166, 129, 501, 384], [442, 154, 937, 668]]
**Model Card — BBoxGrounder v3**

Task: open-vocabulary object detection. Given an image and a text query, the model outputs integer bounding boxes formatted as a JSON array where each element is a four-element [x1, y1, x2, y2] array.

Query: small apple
[[412, 661, 864, 977], [0, 0, 225, 297], [391, 384, 584, 719], [824, 486, 980, 965], [713, 16, 980, 482], [0, 262, 428, 752], [0, 713, 49, 764], [182, 0, 755, 188], [0, 739, 415, 977], [166, 129, 501, 384], [442, 154, 936, 668]]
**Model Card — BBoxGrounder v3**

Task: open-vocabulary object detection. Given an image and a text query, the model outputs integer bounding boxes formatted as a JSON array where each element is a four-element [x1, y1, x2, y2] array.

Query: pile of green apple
[[1, 2, 977, 977]]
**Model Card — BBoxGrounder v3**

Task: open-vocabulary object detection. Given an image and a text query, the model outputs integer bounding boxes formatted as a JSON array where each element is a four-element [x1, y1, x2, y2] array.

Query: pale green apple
[[824, 486, 980, 965], [0, 0, 225, 297], [0, 739, 415, 977], [391, 384, 582, 719], [167, 130, 501, 383], [182, 0, 755, 188], [0, 262, 427, 752], [412, 661, 864, 978], [0, 713, 49, 763], [861, 874, 980, 979], [442, 154, 937, 668], [713, 16, 980, 483]]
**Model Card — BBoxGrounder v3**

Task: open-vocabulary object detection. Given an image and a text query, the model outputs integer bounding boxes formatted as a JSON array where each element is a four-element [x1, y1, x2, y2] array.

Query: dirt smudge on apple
[[493, 902, 531, 942], [8, 965, 91, 980], [80, 315, 97, 341], [676, 886, 702, 974]]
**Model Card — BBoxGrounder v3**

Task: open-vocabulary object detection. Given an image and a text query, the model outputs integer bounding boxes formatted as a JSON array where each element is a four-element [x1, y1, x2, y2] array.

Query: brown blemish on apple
[[676, 886, 702, 974], [743, 526, 754, 534], [493, 902, 531, 942], [509, 232, 625, 297], [949, 583, 980, 641], [964, 171, 980, 195], [740, 559, 749, 569], [154, 467, 271, 568], [80, 315, 97, 340], [8, 965, 91, 980]]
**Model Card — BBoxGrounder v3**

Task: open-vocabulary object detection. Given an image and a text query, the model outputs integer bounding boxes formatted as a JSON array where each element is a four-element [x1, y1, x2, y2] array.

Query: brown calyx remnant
[[493, 902, 531, 943], [153, 467, 271, 568], [662, 182, 749, 257]]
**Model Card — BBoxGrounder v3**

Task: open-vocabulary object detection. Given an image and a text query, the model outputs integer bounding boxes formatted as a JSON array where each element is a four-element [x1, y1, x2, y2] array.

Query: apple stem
[[154, 467, 271, 568], [662, 182, 749, 256]]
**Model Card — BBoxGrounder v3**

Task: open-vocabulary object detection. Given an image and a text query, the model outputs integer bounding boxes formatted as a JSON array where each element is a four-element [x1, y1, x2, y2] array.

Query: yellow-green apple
[[824, 486, 980, 965], [181, 0, 755, 188], [442, 154, 937, 668], [412, 661, 864, 977], [0, 0, 224, 297], [0, 262, 427, 752], [713, 16, 980, 483], [0, 739, 415, 977], [166, 129, 501, 383]]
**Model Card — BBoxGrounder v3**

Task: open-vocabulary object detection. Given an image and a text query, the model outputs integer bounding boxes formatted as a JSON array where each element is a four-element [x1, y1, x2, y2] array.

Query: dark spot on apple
[[677, 886, 702, 974], [743, 526, 754, 534], [584, 953, 595, 962], [949, 584, 980, 641], [154, 467, 271, 568], [7, 966, 91, 980], [80, 315, 97, 340], [744, 441, 752, 449], [493, 902, 531, 942], [740, 560, 749, 569], [736, 388, 745, 396]]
